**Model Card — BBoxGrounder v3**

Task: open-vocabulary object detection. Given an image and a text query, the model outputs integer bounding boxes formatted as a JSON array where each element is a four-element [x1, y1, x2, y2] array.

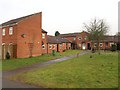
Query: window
[[42, 42, 45, 49], [49, 44, 52, 49], [42, 33, 45, 39], [60, 44, 62, 49], [73, 38, 76, 40], [94, 43, 97, 47], [78, 37, 82, 40], [99, 43, 103, 47], [9, 27, 13, 35], [110, 42, 114, 47], [2, 28, 6, 36], [79, 44, 81, 47], [53, 45, 56, 49], [84, 36, 87, 40]]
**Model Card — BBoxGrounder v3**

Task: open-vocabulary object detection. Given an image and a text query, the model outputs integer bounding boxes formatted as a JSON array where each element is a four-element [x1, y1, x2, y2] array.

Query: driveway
[[2, 50, 90, 88]]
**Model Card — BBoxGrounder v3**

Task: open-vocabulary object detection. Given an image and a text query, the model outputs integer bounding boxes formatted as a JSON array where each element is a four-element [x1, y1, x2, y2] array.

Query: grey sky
[[0, 0, 118, 35]]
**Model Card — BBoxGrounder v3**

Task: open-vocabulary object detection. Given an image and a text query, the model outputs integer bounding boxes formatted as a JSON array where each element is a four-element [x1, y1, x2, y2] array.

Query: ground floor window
[[42, 42, 45, 49], [60, 44, 62, 49], [110, 42, 114, 47], [49, 44, 52, 49], [94, 43, 97, 47], [79, 44, 81, 47], [99, 43, 103, 47]]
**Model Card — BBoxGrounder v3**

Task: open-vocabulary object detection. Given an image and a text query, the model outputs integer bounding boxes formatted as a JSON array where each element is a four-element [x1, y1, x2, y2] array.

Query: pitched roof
[[42, 29, 47, 33], [96, 35, 120, 43], [47, 35, 71, 44], [58, 33, 79, 37], [58, 31, 89, 37], [1, 12, 42, 27]]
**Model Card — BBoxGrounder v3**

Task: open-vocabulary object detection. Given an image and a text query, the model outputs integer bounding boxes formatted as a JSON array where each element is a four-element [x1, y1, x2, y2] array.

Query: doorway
[[87, 43, 91, 50]]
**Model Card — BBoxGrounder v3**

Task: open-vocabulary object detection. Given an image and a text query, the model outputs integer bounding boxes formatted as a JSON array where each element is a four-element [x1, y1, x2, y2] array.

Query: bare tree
[[84, 18, 108, 54]]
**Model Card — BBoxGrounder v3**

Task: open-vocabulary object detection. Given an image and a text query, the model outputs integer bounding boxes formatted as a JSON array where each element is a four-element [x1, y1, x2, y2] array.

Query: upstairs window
[[84, 36, 87, 40], [2, 28, 6, 36], [42, 33, 45, 39], [78, 37, 82, 40], [9, 27, 13, 35]]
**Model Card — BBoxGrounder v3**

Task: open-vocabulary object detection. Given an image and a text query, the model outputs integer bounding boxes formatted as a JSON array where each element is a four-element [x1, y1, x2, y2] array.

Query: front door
[[87, 43, 91, 50], [82, 43, 86, 50]]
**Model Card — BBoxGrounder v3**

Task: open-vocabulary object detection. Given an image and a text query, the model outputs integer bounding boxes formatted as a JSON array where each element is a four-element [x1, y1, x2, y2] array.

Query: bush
[[91, 48, 95, 53], [111, 44, 117, 51], [6, 52, 10, 59]]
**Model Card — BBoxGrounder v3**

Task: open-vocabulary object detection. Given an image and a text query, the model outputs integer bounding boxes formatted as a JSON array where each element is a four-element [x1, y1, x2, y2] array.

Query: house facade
[[1, 12, 42, 59], [1, 12, 119, 60], [58, 31, 91, 50], [47, 35, 71, 53], [58, 31, 120, 50]]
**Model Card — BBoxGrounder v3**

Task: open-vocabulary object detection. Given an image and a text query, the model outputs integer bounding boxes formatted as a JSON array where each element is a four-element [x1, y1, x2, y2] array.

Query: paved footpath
[[2, 51, 90, 88]]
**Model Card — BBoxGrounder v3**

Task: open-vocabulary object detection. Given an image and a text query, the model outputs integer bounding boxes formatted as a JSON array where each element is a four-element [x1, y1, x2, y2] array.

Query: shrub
[[111, 44, 117, 51], [6, 52, 10, 59]]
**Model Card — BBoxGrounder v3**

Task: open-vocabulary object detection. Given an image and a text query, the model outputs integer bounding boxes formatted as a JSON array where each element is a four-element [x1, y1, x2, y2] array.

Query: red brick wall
[[62, 43, 66, 51], [76, 31, 89, 49], [17, 12, 42, 58]]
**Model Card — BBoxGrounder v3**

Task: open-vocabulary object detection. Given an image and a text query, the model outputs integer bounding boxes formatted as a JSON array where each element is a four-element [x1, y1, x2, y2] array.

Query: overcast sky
[[0, 0, 119, 35]]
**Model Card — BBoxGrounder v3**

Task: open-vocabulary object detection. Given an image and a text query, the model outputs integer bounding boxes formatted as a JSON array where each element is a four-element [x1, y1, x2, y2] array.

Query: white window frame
[[9, 27, 13, 35], [79, 43, 81, 47], [2, 28, 6, 36], [94, 43, 97, 47], [49, 44, 52, 49], [78, 37, 82, 40], [60, 44, 62, 49], [42, 33, 45, 39], [42, 44, 45, 49], [99, 43, 103, 47], [73, 38, 76, 40], [110, 42, 114, 47], [84, 36, 87, 40]]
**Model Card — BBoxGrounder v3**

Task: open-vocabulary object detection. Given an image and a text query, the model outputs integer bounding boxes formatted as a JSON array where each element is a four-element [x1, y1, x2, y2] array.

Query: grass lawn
[[11, 51, 118, 88], [2, 50, 82, 71]]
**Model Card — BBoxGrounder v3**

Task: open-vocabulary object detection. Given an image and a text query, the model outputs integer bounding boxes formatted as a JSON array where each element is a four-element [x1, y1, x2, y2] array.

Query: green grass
[[2, 50, 82, 71], [11, 51, 118, 88]]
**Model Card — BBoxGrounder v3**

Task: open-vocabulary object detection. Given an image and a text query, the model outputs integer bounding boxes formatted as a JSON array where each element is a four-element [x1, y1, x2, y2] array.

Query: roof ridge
[[1, 12, 42, 27]]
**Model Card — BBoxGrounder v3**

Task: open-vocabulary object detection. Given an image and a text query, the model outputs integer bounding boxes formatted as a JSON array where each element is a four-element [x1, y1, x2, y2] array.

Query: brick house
[[58, 31, 120, 50], [93, 35, 120, 50], [1, 12, 42, 59], [47, 35, 71, 53], [58, 31, 90, 50]]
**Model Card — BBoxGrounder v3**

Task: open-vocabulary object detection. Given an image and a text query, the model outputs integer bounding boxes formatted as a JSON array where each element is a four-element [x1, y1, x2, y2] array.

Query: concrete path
[[2, 50, 90, 88]]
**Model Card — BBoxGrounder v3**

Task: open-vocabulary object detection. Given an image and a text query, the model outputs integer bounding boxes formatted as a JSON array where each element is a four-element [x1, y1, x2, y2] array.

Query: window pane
[[9, 27, 13, 35], [2, 28, 5, 36]]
